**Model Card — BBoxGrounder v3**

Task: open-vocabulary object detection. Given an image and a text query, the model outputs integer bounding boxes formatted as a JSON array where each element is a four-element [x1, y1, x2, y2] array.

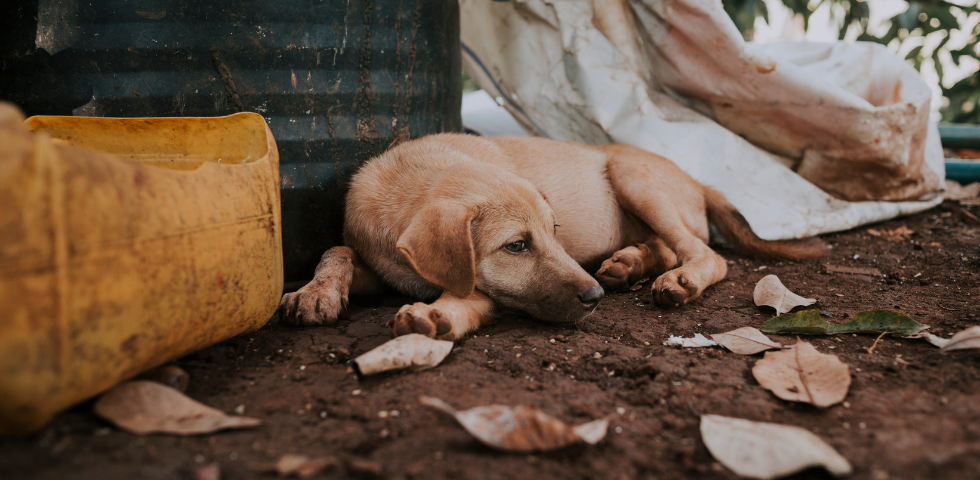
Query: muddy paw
[[652, 271, 700, 307], [277, 281, 347, 326], [387, 303, 454, 340], [596, 246, 647, 291]]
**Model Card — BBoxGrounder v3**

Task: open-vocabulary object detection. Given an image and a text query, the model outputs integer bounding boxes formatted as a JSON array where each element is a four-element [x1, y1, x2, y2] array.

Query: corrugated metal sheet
[[1, 0, 462, 282]]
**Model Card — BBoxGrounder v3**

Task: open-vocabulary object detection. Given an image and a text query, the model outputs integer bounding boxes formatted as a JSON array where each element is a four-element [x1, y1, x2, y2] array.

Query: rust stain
[[135, 9, 166, 20], [209, 49, 244, 112], [291, 69, 298, 90], [353, 0, 381, 167], [754, 60, 776, 74], [892, 80, 903, 104]]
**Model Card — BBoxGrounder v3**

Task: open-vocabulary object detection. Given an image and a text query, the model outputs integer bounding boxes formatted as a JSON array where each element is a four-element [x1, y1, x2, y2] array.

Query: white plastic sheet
[[460, 0, 944, 240]]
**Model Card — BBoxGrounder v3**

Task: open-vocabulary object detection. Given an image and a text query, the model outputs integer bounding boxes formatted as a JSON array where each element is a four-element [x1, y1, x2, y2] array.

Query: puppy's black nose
[[578, 285, 605, 309]]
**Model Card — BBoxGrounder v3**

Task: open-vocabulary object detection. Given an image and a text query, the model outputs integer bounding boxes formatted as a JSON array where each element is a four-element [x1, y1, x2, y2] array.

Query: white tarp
[[459, 0, 944, 240]]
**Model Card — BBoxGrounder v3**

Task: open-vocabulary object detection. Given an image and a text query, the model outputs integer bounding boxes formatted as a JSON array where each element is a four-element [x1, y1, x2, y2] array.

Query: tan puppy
[[277, 134, 823, 339]]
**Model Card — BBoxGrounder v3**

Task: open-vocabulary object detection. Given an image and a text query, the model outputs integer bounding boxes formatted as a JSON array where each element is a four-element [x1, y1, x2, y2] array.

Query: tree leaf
[[761, 310, 831, 334], [701, 414, 853, 479], [93, 381, 261, 435], [911, 331, 951, 348], [751, 341, 850, 407], [753, 275, 817, 315], [353, 334, 453, 376], [942, 326, 980, 351], [711, 327, 783, 355], [762, 309, 928, 335], [420, 396, 608, 452]]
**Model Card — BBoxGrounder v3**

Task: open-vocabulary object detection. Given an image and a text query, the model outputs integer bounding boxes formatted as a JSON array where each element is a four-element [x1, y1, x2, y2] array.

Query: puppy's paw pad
[[652, 273, 700, 307], [388, 304, 455, 340], [277, 283, 345, 326], [596, 250, 644, 291]]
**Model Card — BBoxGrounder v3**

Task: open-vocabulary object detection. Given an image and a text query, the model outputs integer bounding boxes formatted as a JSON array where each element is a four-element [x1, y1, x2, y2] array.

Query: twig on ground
[[866, 331, 888, 355]]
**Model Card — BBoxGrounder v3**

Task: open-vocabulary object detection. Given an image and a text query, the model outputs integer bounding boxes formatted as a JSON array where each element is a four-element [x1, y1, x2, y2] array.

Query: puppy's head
[[396, 168, 602, 324]]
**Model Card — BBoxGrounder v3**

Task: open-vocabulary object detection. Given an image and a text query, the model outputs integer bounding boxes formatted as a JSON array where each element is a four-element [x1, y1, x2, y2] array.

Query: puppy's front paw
[[596, 252, 642, 292], [652, 270, 700, 307], [387, 303, 455, 340], [277, 281, 346, 326]]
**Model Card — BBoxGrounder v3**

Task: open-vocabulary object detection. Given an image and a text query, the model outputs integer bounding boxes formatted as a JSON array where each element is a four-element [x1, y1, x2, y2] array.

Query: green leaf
[[761, 310, 929, 335], [761, 310, 833, 334]]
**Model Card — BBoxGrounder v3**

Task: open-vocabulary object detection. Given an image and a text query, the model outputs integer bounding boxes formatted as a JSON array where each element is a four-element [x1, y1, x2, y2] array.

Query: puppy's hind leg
[[595, 236, 678, 291], [278, 246, 383, 326], [603, 146, 728, 307], [388, 290, 494, 341]]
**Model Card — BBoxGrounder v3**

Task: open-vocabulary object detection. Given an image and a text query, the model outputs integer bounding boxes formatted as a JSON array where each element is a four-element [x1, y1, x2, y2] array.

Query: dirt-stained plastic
[[0, 104, 282, 436]]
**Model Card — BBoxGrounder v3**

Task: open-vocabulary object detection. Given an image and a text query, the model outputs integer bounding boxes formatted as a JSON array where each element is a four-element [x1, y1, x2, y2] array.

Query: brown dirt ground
[[3, 201, 980, 480]]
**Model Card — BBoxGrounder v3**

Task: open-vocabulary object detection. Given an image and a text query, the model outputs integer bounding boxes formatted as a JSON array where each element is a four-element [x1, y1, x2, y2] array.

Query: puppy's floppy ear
[[396, 202, 478, 298]]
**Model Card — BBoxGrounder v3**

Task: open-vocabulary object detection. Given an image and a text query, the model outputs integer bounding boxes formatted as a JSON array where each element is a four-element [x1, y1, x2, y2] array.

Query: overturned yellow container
[[0, 105, 283, 436]]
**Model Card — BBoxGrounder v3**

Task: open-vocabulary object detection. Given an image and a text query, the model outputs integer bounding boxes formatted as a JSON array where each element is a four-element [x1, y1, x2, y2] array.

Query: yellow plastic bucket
[[0, 105, 283, 436]]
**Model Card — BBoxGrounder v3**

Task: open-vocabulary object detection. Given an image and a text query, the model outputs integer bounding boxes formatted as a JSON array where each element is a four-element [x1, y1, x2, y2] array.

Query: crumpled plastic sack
[[459, 0, 944, 240]]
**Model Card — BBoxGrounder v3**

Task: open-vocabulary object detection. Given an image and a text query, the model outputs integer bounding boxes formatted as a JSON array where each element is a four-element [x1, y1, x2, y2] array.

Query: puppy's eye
[[503, 241, 527, 253]]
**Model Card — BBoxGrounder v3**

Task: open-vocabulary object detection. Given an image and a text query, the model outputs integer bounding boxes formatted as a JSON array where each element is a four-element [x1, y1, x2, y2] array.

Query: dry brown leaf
[[353, 334, 453, 376], [751, 341, 850, 407], [420, 396, 608, 452], [945, 180, 980, 200], [701, 414, 852, 479], [710, 327, 782, 355], [93, 381, 261, 435], [941, 326, 980, 351], [913, 332, 951, 348], [753, 275, 816, 315], [248, 454, 339, 478]]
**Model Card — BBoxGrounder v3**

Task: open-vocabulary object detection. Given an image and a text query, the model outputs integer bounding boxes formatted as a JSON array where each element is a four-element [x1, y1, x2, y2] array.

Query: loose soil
[[3, 201, 980, 480]]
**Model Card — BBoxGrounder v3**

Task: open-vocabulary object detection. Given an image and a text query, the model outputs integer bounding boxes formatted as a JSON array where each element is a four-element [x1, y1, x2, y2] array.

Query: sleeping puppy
[[277, 134, 823, 339]]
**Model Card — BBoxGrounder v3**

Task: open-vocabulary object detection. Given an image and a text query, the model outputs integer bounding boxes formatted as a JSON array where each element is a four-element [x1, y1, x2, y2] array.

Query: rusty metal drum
[[0, 0, 463, 282]]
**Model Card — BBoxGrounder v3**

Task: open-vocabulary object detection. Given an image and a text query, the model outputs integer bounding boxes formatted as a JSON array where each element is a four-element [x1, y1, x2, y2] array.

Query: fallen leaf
[[940, 326, 980, 351], [762, 309, 928, 335], [663, 333, 718, 348], [753, 275, 816, 315], [752, 341, 850, 407], [701, 414, 852, 479], [93, 381, 261, 435], [248, 454, 339, 478], [823, 264, 882, 276], [911, 332, 950, 348], [353, 334, 453, 376], [420, 396, 608, 452], [945, 180, 980, 200], [710, 327, 782, 355]]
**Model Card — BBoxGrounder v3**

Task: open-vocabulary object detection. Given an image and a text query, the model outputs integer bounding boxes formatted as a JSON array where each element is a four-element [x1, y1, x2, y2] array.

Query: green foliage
[[761, 309, 929, 335], [721, 0, 980, 123]]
